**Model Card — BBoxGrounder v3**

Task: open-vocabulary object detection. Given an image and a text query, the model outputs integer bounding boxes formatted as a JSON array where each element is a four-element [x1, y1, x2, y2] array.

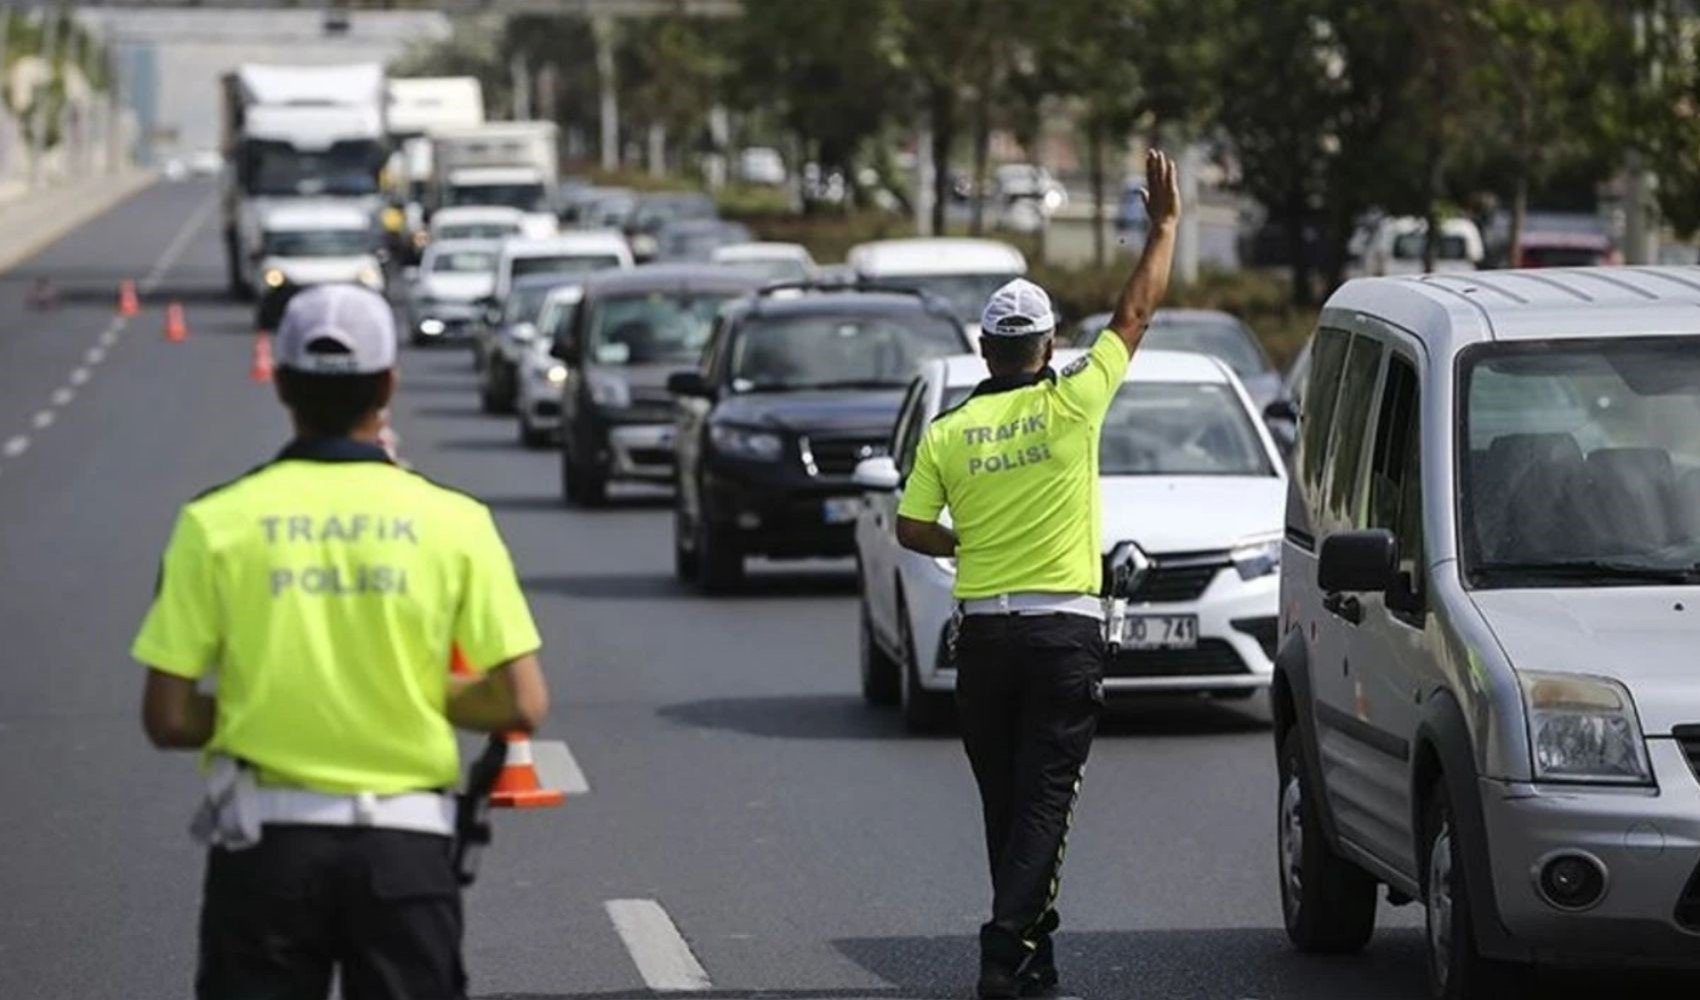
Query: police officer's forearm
[[141, 670, 216, 749], [1109, 150, 1183, 353], [446, 654, 549, 733], [896, 516, 957, 558]]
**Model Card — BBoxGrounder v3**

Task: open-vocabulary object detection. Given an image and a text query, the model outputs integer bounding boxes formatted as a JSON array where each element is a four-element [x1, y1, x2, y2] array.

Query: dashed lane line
[[531, 738, 591, 795], [50, 387, 73, 407], [68, 367, 89, 386], [84, 346, 106, 365], [604, 899, 713, 993], [31, 410, 54, 430], [3, 436, 28, 458], [140, 192, 217, 293]]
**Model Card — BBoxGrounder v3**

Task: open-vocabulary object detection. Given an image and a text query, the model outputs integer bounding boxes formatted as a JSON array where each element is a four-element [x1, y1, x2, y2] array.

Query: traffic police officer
[[896, 150, 1181, 999], [133, 284, 549, 1000]]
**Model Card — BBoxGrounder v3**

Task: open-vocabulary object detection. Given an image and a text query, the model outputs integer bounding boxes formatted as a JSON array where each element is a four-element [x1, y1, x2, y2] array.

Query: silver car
[[1276, 266, 1700, 997]]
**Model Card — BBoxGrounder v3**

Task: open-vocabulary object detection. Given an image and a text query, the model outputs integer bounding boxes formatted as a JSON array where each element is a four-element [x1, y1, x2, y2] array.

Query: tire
[[1424, 781, 1525, 999], [898, 599, 951, 732], [518, 414, 549, 448], [695, 510, 743, 594], [1277, 729, 1378, 953], [480, 366, 504, 414], [482, 360, 515, 415], [562, 452, 606, 507], [673, 504, 698, 581], [858, 586, 900, 706]]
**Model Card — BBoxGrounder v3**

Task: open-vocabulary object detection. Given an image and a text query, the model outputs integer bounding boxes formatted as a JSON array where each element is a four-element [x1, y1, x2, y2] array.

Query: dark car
[[480, 273, 580, 413], [550, 264, 768, 505], [667, 285, 972, 592], [655, 219, 754, 262], [627, 192, 718, 261]]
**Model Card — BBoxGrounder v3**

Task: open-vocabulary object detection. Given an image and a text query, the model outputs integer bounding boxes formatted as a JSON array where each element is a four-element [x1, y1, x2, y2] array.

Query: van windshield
[[1461, 338, 1700, 586]]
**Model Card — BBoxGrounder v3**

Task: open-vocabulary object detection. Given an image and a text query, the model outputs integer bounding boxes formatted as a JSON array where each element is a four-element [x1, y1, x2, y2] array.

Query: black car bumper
[[702, 467, 861, 559]]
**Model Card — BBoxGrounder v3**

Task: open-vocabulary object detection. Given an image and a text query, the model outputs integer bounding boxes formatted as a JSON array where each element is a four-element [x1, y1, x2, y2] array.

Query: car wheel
[[480, 364, 504, 414], [1424, 780, 1524, 999], [858, 579, 900, 707], [898, 598, 950, 732], [1278, 729, 1377, 953], [673, 504, 698, 581], [518, 413, 548, 448], [695, 506, 743, 594]]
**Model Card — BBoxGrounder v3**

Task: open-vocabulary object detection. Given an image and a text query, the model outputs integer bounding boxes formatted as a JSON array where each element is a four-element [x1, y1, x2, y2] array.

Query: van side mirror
[[1318, 529, 1397, 593], [853, 456, 901, 492], [1264, 398, 1299, 424], [667, 371, 714, 399]]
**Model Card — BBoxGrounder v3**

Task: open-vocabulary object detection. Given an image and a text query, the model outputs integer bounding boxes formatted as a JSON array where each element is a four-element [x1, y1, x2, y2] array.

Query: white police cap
[[979, 277, 1056, 337], [275, 284, 397, 375]]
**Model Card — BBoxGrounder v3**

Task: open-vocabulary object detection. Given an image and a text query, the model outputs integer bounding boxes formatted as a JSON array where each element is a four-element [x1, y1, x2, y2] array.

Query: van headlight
[[1520, 672, 1651, 784], [263, 268, 287, 289], [709, 424, 784, 462], [1230, 532, 1282, 580], [546, 364, 568, 385], [356, 265, 384, 290]]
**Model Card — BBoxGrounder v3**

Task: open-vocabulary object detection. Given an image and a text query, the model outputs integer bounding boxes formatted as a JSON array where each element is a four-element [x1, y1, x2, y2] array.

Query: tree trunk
[[1089, 122, 1106, 269], [1287, 185, 1312, 306], [1508, 169, 1528, 269], [1422, 135, 1443, 274], [969, 90, 990, 236], [929, 84, 953, 238]]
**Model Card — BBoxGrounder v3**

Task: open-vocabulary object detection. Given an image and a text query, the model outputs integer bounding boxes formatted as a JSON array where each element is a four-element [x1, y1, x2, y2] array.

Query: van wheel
[[858, 587, 900, 706], [1424, 781, 1524, 999], [1278, 729, 1377, 952], [898, 602, 950, 732]]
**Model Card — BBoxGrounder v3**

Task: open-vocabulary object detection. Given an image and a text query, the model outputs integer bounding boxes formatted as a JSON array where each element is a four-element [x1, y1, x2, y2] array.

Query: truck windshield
[[729, 313, 962, 391], [448, 183, 546, 212], [587, 293, 736, 366], [1461, 338, 1700, 586], [243, 141, 382, 197], [263, 230, 372, 257], [431, 250, 496, 273]]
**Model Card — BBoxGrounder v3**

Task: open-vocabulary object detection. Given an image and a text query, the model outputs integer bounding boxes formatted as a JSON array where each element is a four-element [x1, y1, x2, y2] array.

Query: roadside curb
[[0, 171, 159, 277]]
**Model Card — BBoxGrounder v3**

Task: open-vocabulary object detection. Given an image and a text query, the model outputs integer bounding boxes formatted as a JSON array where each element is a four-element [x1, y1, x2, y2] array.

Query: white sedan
[[853, 349, 1287, 731]]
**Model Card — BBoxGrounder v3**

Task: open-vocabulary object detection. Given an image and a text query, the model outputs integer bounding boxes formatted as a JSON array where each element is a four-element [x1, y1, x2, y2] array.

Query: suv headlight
[[356, 264, 384, 290], [587, 374, 631, 408], [545, 363, 568, 386], [1520, 672, 1651, 784], [709, 424, 784, 462], [1230, 532, 1282, 580]]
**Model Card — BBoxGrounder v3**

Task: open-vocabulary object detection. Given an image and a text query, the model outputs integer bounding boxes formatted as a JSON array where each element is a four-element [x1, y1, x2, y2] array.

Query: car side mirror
[[853, 456, 900, 492], [1264, 398, 1299, 424], [1318, 529, 1397, 593], [667, 371, 714, 399], [511, 322, 537, 342]]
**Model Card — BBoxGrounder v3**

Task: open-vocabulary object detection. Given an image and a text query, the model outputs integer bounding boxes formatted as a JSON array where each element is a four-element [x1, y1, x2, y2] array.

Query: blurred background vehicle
[[250, 198, 384, 298], [514, 285, 585, 448], [846, 237, 1027, 336], [655, 218, 753, 262], [626, 191, 719, 261], [478, 272, 581, 412], [737, 146, 787, 187], [711, 242, 816, 283], [1353, 216, 1484, 276], [404, 238, 499, 346]]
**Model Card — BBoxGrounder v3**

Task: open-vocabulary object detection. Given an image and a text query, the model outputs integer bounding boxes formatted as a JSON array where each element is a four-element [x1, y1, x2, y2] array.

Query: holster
[[451, 735, 507, 886]]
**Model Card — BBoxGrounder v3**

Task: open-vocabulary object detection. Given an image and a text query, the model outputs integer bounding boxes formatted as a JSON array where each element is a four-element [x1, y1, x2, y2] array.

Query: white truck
[[428, 122, 560, 239], [220, 63, 388, 299], [386, 77, 485, 256]]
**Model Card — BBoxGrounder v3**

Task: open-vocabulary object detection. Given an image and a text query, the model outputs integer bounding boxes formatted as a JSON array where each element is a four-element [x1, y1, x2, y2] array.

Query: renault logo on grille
[[1108, 541, 1150, 596]]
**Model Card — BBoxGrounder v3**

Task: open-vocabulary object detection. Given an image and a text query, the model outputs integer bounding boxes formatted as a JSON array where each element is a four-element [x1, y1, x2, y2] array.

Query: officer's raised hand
[[1109, 149, 1183, 352], [1140, 148, 1182, 232]]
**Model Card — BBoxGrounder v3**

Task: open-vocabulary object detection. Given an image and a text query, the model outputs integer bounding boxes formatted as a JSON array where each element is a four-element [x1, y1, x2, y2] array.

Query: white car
[[514, 285, 584, 447], [253, 200, 384, 295], [710, 241, 816, 283], [853, 349, 1287, 730], [847, 237, 1027, 339], [492, 231, 633, 306], [1353, 215, 1484, 277], [428, 205, 525, 244], [406, 238, 499, 345]]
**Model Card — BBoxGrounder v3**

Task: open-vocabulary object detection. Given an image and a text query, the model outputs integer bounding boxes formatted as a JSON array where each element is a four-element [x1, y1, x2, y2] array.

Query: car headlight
[[356, 265, 384, 290], [1230, 532, 1282, 580], [1520, 672, 1651, 784], [587, 374, 631, 408], [263, 268, 287, 289], [418, 318, 445, 336], [546, 364, 568, 385], [709, 424, 784, 462]]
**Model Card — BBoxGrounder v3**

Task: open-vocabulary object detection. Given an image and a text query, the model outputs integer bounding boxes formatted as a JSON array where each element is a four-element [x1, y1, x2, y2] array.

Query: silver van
[[1275, 267, 1700, 998]]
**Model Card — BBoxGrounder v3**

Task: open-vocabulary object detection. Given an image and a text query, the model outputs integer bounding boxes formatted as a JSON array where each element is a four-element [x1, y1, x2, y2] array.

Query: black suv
[[668, 285, 970, 591], [551, 264, 767, 505]]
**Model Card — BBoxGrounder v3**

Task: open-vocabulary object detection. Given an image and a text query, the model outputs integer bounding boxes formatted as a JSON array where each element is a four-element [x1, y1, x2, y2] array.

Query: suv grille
[[1103, 551, 1229, 603], [803, 435, 887, 477], [1107, 639, 1247, 678]]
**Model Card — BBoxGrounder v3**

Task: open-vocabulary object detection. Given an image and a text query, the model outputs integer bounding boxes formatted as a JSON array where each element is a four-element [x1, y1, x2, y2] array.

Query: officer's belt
[[254, 788, 455, 837], [959, 593, 1104, 620]]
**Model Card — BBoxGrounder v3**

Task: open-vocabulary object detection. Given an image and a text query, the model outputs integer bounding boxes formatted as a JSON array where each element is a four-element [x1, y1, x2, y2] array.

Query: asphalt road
[[0, 180, 1689, 1000]]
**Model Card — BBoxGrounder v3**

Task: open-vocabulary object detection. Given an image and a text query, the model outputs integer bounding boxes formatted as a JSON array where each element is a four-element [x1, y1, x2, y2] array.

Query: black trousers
[[197, 825, 466, 1000], [954, 612, 1105, 965]]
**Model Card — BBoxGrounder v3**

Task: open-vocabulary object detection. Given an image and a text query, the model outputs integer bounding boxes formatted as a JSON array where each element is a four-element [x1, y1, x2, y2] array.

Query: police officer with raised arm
[[133, 284, 550, 1000], [896, 149, 1181, 999]]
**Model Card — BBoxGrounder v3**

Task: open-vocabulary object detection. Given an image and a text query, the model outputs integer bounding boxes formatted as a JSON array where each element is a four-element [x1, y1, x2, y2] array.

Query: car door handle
[[1322, 593, 1362, 625]]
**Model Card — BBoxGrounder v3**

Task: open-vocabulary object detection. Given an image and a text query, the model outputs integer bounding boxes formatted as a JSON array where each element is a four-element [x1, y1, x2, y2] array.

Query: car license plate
[[822, 497, 861, 524], [1122, 615, 1198, 650]]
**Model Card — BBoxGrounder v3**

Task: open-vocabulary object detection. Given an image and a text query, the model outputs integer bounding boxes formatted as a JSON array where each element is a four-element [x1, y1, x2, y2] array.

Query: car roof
[[736, 287, 958, 322], [1324, 266, 1700, 347], [580, 262, 768, 295], [260, 200, 369, 229], [432, 206, 523, 223], [932, 347, 1231, 388], [501, 231, 629, 257], [422, 238, 499, 258], [1149, 308, 1246, 326], [712, 241, 812, 263], [848, 238, 1027, 276]]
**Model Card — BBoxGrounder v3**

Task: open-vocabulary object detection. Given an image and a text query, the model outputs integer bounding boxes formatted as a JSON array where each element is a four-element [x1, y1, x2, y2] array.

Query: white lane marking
[[85, 346, 105, 365], [530, 739, 590, 795], [30, 410, 53, 430], [99, 326, 120, 347], [604, 900, 712, 993], [140, 193, 217, 292], [68, 367, 89, 386], [50, 387, 73, 407], [3, 435, 27, 458]]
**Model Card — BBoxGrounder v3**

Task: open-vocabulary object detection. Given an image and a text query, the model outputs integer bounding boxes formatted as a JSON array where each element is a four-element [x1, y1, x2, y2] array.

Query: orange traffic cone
[[250, 335, 273, 383], [489, 733, 566, 809], [117, 279, 139, 318], [164, 301, 188, 343]]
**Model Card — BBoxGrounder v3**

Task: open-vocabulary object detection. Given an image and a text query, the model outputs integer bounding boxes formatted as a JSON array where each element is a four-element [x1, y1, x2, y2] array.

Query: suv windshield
[[884, 273, 1019, 324], [587, 292, 734, 366], [431, 250, 495, 273], [437, 223, 518, 241], [730, 312, 963, 391], [942, 381, 1273, 476], [1462, 338, 1700, 586], [1145, 317, 1271, 377], [447, 183, 546, 212], [512, 255, 623, 281], [263, 229, 371, 257]]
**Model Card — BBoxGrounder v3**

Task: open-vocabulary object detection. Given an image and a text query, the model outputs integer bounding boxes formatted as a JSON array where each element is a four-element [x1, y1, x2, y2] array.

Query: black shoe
[[977, 960, 1022, 999], [1018, 937, 1058, 997]]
